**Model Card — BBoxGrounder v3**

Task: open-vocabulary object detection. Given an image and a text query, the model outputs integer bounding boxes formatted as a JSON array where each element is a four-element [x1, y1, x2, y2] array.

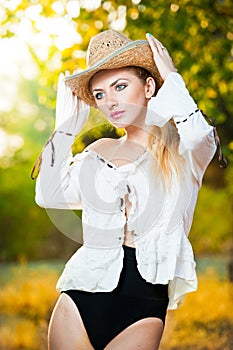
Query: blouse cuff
[[145, 72, 197, 127]]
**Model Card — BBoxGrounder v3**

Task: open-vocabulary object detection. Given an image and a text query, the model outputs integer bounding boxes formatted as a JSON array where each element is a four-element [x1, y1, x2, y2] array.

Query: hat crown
[[87, 30, 132, 67], [65, 29, 163, 106]]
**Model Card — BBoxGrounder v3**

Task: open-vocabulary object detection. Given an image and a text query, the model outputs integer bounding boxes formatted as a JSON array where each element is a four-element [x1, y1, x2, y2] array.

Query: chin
[[115, 124, 129, 130], [110, 120, 128, 129]]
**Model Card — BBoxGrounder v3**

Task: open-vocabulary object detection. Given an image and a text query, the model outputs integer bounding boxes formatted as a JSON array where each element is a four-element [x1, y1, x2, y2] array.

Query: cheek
[[127, 96, 147, 110], [127, 87, 147, 106], [95, 102, 107, 114]]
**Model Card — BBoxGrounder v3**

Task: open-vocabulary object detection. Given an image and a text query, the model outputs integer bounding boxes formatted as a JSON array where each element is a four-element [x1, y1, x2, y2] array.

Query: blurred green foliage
[[190, 185, 232, 254], [0, 0, 232, 261]]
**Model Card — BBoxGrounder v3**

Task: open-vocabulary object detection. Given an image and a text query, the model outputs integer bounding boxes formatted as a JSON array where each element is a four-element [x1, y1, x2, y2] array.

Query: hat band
[[64, 40, 148, 82]]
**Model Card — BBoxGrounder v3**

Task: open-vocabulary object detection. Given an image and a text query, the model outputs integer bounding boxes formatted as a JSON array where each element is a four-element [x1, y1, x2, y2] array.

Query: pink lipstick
[[110, 110, 125, 119]]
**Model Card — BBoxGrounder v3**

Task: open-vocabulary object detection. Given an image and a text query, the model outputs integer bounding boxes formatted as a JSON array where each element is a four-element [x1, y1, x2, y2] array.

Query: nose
[[106, 93, 118, 110]]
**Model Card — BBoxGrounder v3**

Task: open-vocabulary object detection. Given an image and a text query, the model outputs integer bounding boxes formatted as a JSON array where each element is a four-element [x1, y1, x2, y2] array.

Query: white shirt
[[35, 73, 216, 309]]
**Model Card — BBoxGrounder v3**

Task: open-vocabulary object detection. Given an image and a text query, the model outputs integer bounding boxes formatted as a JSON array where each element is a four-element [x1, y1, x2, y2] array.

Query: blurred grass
[[0, 259, 232, 350], [161, 271, 233, 350], [0, 263, 60, 350]]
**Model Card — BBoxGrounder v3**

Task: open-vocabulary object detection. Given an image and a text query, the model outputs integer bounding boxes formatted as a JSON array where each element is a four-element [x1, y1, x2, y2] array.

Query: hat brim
[[65, 40, 163, 106]]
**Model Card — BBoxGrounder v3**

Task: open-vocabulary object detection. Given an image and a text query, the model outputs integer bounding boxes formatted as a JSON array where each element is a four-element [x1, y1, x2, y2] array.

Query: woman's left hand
[[146, 33, 177, 81]]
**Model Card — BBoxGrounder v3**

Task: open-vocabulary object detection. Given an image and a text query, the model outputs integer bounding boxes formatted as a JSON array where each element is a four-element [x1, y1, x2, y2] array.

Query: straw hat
[[65, 29, 164, 106]]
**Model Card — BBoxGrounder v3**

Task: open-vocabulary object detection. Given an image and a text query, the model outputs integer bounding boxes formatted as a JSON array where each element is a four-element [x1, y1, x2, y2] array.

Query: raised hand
[[146, 33, 177, 81], [55, 71, 90, 133]]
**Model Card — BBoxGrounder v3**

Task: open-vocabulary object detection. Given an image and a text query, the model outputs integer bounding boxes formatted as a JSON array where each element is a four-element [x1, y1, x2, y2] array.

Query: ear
[[145, 77, 156, 99]]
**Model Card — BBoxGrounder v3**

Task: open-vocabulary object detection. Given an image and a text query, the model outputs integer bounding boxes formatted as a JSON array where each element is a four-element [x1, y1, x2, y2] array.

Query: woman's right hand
[[55, 71, 90, 133]]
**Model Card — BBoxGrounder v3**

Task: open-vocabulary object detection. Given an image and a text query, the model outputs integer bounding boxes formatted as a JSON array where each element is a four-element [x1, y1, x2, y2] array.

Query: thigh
[[48, 293, 94, 350], [104, 317, 164, 350]]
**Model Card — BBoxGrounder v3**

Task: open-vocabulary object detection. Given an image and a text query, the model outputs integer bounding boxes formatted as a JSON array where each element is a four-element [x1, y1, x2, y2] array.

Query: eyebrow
[[92, 78, 129, 92]]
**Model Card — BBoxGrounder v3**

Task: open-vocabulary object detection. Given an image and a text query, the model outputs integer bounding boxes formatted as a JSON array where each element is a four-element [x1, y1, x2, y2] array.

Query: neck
[[124, 124, 153, 148]]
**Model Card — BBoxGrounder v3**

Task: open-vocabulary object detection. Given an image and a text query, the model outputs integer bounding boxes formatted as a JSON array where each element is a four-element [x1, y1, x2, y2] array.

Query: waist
[[117, 245, 169, 301], [123, 244, 136, 260]]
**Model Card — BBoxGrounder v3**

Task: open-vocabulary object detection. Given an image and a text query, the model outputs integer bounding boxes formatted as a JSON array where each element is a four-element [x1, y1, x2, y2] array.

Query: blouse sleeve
[[145, 72, 217, 184], [35, 73, 90, 209]]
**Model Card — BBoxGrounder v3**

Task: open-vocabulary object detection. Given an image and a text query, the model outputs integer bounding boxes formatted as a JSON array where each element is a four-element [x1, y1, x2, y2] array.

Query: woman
[[34, 30, 218, 349]]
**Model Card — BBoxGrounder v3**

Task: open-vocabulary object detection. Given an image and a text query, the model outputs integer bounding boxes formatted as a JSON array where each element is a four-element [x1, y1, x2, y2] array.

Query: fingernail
[[146, 33, 152, 38]]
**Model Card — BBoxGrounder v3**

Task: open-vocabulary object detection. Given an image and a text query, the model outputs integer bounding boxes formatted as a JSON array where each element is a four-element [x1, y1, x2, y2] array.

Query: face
[[90, 67, 155, 129]]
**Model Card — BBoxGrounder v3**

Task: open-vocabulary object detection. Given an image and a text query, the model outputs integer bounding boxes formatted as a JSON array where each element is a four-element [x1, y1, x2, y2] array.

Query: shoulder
[[86, 137, 123, 156], [86, 138, 113, 151]]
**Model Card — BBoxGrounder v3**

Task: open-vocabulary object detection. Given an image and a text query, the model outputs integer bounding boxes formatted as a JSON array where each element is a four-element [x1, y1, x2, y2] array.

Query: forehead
[[90, 67, 137, 87]]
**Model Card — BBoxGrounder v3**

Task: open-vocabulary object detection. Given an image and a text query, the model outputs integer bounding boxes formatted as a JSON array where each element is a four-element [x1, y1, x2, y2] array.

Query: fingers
[[146, 33, 168, 55], [146, 33, 177, 80], [59, 69, 90, 110], [146, 32, 176, 64], [65, 69, 83, 76]]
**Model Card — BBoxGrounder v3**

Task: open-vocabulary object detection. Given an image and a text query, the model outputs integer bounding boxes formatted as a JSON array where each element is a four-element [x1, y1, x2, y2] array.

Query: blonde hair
[[147, 120, 186, 186], [128, 66, 186, 185]]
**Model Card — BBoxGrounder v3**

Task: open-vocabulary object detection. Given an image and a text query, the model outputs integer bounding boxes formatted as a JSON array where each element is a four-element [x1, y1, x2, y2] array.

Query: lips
[[110, 110, 125, 119]]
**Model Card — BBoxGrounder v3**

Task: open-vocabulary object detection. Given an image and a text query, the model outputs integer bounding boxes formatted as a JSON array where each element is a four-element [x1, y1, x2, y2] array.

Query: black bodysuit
[[63, 245, 169, 350]]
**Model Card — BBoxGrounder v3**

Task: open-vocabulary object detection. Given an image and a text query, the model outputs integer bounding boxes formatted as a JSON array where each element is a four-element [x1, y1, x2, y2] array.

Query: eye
[[94, 91, 105, 100], [116, 83, 127, 92]]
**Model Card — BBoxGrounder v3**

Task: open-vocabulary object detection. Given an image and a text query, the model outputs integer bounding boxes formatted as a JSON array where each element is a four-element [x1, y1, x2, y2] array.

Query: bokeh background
[[0, 0, 232, 349]]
